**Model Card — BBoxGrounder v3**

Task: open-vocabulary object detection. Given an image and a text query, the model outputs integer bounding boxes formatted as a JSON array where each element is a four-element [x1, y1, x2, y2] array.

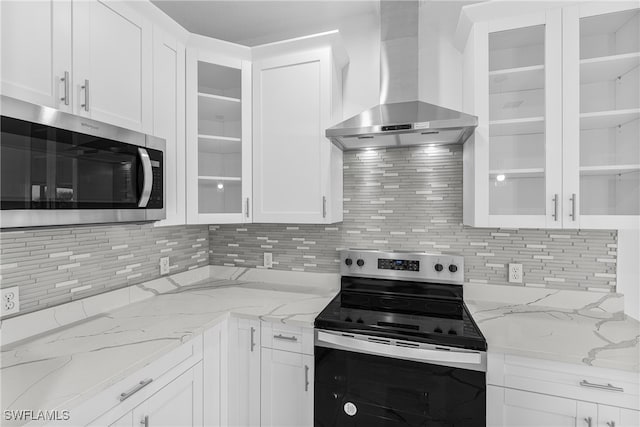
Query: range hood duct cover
[[326, 1, 477, 150]]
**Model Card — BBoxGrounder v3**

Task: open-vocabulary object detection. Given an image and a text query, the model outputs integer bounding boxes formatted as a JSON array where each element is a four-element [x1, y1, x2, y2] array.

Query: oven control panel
[[340, 249, 464, 285]]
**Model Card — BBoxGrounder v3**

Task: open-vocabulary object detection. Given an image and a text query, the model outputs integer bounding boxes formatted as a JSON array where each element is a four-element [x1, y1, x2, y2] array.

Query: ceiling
[[151, 0, 381, 46]]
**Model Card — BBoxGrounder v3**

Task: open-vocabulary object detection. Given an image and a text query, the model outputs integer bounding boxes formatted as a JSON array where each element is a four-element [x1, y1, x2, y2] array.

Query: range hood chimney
[[326, 1, 477, 150]]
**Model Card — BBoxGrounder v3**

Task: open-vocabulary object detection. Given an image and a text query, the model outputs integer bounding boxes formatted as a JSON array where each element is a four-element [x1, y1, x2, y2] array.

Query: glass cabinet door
[[578, 7, 639, 223]]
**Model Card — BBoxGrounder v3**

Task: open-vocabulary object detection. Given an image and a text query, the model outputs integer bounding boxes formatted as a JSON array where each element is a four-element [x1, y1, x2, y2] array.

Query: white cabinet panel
[[260, 347, 313, 427], [153, 28, 186, 226], [203, 320, 227, 427], [1, 0, 72, 111], [228, 317, 260, 427], [252, 35, 346, 224], [132, 362, 203, 427], [72, 0, 152, 132], [620, 408, 640, 427]]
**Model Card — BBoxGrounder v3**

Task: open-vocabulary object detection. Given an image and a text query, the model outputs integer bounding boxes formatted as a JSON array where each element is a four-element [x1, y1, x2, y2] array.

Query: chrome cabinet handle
[[552, 194, 558, 221], [579, 379, 624, 392], [250, 326, 256, 352], [322, 196, 327, 218], [138, 148, 153, 207], [119, 378, 153, 401], [569, 193, 576, 221], [60, 71, 69, 105], [584, 417, 592, 427], [606, 422, 615, 427], [245, 197, 250, 218], [81, 79, 90, 111], [140, 415, 149, 427], [304, 364, 309, 392], [274, 334, 298, 342]]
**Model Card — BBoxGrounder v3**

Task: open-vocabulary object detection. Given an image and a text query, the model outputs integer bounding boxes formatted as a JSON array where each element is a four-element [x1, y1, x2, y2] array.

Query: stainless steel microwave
[[0, 96, 165, 228]]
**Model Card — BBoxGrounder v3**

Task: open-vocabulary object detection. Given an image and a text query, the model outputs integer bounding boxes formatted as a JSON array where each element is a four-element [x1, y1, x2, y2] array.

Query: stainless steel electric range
[[314, 249, 487, 426]]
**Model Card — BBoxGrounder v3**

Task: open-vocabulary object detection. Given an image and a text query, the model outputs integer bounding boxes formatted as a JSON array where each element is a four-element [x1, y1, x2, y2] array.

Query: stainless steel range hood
[[326, 1, 477, 150]]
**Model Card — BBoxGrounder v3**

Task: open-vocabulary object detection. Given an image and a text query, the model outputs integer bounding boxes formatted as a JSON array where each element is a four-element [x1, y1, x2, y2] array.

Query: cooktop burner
[[314, 249, 487, 351]]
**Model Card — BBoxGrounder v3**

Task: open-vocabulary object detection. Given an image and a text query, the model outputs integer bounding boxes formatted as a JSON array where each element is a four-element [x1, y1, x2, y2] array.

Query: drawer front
[[502, 355, 639, 410], [49, 337, 203, 426], [261, 322, 313, 355]]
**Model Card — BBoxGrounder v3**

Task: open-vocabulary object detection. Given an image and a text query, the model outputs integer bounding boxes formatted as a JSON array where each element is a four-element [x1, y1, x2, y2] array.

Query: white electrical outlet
[[160, 257, 170, 275], [264, 252, 273, 268], [509, 263, 523, 283], [1, 286, 20, 316]]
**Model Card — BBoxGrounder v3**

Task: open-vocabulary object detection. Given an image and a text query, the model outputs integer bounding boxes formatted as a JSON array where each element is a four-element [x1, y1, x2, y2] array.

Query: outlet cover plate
[[1, 286, 20, 316], [264, 253, 273, 268], [160, 257, 170, 275], [509, 263, 523, 283]]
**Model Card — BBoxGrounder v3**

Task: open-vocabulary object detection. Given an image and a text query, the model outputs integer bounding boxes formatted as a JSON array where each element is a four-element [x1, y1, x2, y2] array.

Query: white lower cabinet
[[488, 354, 640, 427], [260, 347, 314, 427], [227, 317, 261, 427]]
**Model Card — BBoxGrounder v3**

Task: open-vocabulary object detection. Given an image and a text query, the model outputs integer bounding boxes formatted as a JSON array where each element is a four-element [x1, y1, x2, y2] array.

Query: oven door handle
[[316, 331, 482, 366], [138, 148, 153, 208]]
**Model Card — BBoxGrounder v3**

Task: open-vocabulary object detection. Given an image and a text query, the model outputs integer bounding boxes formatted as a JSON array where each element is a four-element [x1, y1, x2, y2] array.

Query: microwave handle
[[138, 148, 153, 207]]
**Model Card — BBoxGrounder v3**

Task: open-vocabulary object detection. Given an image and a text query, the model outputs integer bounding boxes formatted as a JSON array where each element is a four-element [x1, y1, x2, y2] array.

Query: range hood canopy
[[326, 1, 478, 150]]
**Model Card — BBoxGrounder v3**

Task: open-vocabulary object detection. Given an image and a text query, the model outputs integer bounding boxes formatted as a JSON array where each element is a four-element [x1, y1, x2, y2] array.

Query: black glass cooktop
[[315, 276, 487, 351]]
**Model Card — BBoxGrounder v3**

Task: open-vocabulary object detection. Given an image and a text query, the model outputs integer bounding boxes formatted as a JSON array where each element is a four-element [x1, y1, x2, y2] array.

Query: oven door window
[[1, 116, 143, 209], [315, 346, 486, 426]]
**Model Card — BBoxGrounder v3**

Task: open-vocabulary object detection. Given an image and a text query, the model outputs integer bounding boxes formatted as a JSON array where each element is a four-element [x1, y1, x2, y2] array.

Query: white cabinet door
[[72, 0, 152, 132], [261, 348, 313, 427], [132, 362, 203, 427], [153, 27, 186, 226], [228, 317, 260, 426], [562, 3, 639, 229], [491, 387, 578, 427], [620, 408, 640, 427], [0, 0, 72, 111], [203, 320, 227, 427], [463, 10, 563, 229], [253, 47, 343, 224]]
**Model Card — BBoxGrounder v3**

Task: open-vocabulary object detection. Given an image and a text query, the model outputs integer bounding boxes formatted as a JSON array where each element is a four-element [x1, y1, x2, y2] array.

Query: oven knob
[[345, 258, 353, 266], [344, 402, 358, 417], [448, 329, 458, 335], [434, 263, 443, 272], [449, 264, 458, 273], [356, 318, 364, 323], [434, 327, 443, 333], [356, 259, 365, 267], [345, 317, 352, 322]]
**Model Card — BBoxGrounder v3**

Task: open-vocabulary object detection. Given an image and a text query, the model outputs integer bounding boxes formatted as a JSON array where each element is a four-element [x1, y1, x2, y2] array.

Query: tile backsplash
[[210, 145, 617, 292], [0, 224, 208, 317]]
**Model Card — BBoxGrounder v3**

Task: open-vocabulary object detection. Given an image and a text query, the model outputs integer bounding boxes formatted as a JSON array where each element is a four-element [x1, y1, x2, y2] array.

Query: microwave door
[[137, 147, 153, 208]]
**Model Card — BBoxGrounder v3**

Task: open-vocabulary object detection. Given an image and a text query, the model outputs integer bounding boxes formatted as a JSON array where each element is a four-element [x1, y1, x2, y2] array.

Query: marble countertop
[[465, 284, 640, 372], [2, 267, 639, 426], [0, 270, 338, 426]]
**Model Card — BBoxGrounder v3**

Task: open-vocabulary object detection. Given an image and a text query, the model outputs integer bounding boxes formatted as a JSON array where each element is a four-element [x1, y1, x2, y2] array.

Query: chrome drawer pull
[[140, 415, 149, 427], [584, 416, 592, 427], [119, 378, 153, 401], [304, 365, 310, 391], [250, 326, 256, 352], [274, 334, 298, 342], [579, 380, 623, 392]]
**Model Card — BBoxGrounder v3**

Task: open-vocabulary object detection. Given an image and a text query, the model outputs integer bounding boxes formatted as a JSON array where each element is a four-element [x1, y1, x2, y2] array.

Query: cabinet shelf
[[489, 168, 545, 178], [580, 109, 640, 130], [198, 134, 241, 142], [198, 176, 242, 182], [198, 93, 241, 122], [580, 164, 640, 176], [489, 65, 544, 93], [198, 135, 241, 155], [581, 53, 640, 84], [489, 117, 545, 136]]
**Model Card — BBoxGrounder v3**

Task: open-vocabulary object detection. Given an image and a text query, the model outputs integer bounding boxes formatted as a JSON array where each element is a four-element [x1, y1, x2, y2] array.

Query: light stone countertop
[[2, 268, 639, 426], [0, 269, 339, 426]]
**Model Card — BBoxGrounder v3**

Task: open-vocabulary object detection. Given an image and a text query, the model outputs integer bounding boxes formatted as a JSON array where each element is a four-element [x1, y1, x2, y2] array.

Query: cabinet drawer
[[502, 355, 639, 410], [54, 337, 203, 426], [261, 322, 313, 355]]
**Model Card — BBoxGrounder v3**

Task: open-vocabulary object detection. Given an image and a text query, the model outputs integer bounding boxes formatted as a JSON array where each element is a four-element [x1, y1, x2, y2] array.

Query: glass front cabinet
[[462, 3, 639, 229], [186, 47, 252, 224]]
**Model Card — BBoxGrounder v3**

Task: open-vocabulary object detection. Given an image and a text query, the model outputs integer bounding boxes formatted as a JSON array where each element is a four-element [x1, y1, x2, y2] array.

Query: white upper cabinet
[[563, 3, 640, 229], [1, 0, 72, 112], [252, 32, 347, 224], [463, 10, 563, 229], [461, 2, 639, 229], [186, 39, 252, 224], [153, 27, 186, 227], [72, 0, 152, 132], [1, 0, 153, 133]]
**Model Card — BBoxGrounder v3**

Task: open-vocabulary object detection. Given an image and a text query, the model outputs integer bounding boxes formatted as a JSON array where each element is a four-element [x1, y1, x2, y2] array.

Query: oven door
[[315, 330, 486, 427], [0, 98, 164, 227]]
